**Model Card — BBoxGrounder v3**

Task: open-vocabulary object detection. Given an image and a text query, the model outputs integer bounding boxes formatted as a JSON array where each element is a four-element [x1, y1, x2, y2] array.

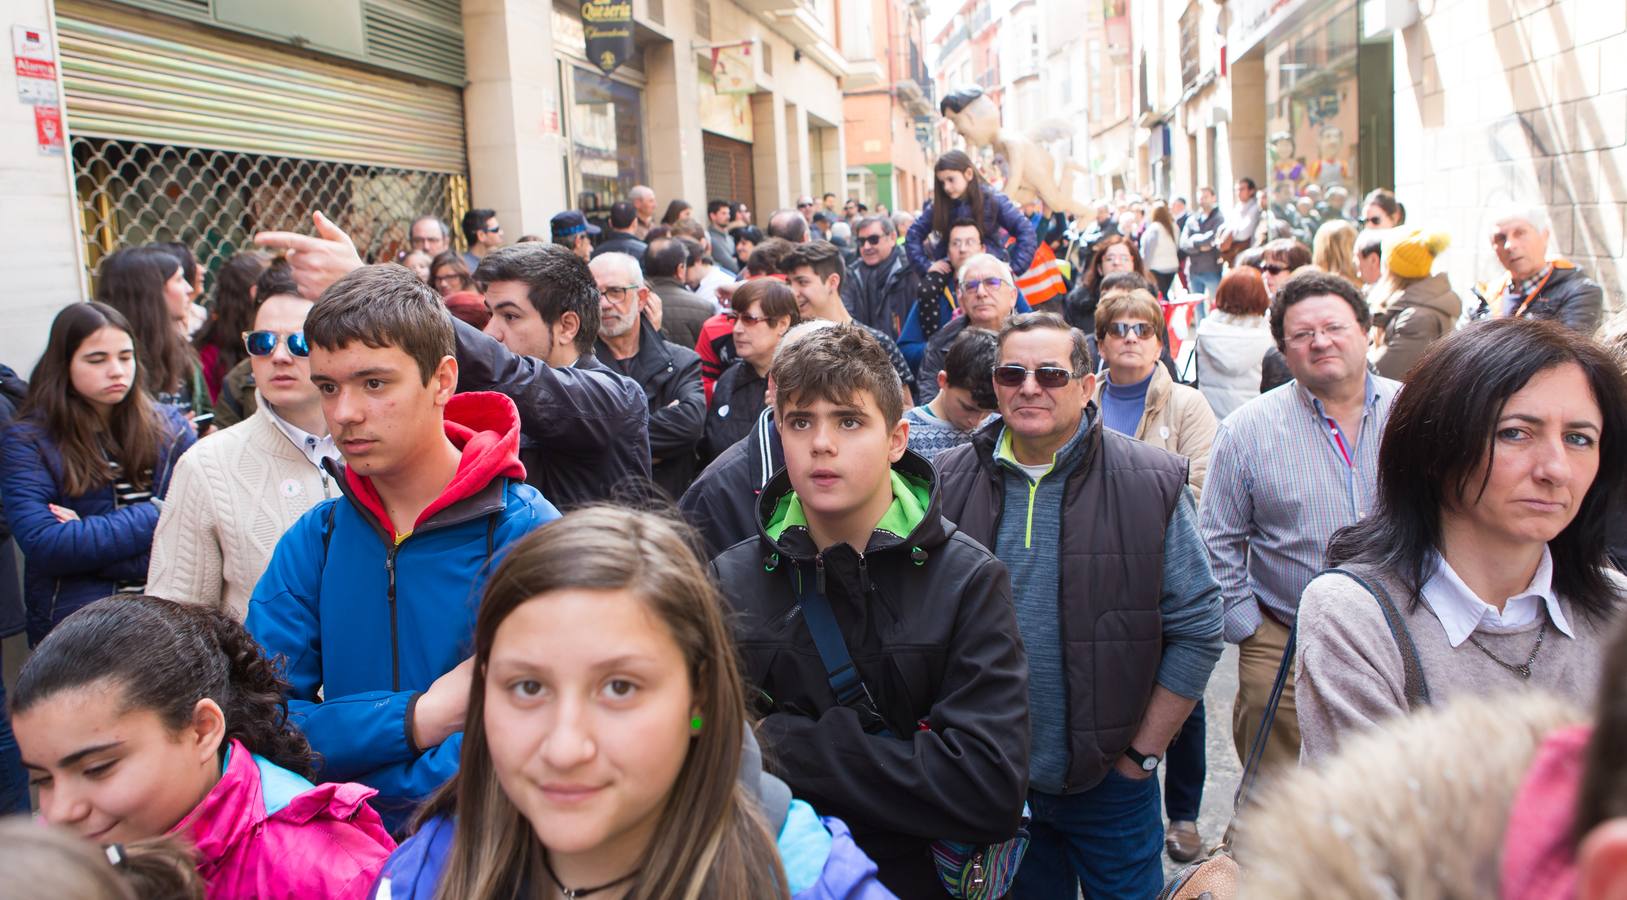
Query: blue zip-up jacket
[[0, 403, 193, 644], [246, 392, 558, 830], [904, 191, 1038, 278]]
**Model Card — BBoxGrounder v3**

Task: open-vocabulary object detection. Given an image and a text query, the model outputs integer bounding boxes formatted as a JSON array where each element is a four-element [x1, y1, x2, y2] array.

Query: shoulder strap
[[791, 568, 891, 735], [1323, 567, 1432, 708]]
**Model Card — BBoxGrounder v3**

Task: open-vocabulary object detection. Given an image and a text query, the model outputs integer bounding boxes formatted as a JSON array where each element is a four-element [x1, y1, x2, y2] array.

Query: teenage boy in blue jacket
[[247, 265, 559, 829]]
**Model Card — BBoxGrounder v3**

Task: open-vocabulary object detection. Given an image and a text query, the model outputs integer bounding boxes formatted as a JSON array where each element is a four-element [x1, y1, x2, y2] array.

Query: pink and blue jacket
[[171, 738, 396, 899]]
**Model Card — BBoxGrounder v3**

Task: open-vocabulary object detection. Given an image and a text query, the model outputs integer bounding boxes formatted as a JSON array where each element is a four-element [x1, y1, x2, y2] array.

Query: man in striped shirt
[[1198, 270, 1401, 773]]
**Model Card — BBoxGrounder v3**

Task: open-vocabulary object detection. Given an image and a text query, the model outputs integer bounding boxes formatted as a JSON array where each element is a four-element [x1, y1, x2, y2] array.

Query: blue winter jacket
[[904, 191, 1038, 278], [0, 404, 193, 644], [372, 808, 895, 899], [245, 392, 558, 831]]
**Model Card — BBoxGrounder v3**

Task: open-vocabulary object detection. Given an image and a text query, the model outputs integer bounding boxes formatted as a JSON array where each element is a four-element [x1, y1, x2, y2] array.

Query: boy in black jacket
[[708, 324, 1030, 897]]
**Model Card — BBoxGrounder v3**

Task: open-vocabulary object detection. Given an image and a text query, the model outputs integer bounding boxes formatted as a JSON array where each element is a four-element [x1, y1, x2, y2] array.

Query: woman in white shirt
[[1139, 202, 1182, 297], [1191, 267, 1275, 419]]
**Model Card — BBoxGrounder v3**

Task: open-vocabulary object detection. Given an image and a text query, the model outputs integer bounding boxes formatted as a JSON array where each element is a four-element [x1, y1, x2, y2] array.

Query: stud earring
[[690, 714, 704, 733]]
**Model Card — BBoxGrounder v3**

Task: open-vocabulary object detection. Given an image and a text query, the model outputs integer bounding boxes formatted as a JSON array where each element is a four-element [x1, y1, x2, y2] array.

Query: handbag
[[794, 574, 1030, 899], [1158, 571, 1431, 899]]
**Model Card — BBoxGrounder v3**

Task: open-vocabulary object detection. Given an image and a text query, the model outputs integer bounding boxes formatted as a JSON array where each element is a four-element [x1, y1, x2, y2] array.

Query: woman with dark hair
[[1259, 237, 1313, 298], [1296, 317, 1627, 761], [1063, 233, 1153, 336], [1140, 202, 1181, 295], [192, 250, 268, 403], [1361, 188, 1406, 229], [661, 198, 693, 226], [0, 302, 193, 644], [95, 245, 208, 418], [375, 507, 888, 899], [428, 250, 489, 328], [11, 595, 395, 896], [903, 149, 1036, 279], [703, 279, 799, 460], [1192, 267, 1275, 417]]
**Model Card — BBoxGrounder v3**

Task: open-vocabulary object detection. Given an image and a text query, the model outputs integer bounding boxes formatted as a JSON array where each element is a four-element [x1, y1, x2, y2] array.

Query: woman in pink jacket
[[10, 594, 395, 899]]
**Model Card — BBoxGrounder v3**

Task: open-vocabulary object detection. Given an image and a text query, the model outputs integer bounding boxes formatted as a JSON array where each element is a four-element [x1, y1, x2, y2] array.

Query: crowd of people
[[0, 149, 1624, 900]]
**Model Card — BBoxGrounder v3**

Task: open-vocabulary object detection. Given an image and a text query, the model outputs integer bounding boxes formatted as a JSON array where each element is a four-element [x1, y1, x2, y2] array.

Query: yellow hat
[[1385, 229, 1450, 280]]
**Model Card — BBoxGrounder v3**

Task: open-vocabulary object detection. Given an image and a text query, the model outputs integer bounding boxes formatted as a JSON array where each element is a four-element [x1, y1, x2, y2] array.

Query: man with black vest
[[933, 311, 1223, 899]]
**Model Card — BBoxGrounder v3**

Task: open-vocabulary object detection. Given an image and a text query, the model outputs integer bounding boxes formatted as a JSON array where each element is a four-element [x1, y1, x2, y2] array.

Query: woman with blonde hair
[[1312, 219, 1361, 289], [1366, 229, 1460, 380], [375, 507, 891, 900]]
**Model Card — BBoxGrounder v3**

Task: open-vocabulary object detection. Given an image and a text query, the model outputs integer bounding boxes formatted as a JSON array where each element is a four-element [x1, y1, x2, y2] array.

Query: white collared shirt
[[260, 396, 340, 471], [1420, 547, 1575, 647]]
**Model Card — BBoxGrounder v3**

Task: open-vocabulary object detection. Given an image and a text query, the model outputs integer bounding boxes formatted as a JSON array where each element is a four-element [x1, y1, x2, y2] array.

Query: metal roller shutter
[[57, 0, 465, 173], [703, 132, 755, 209]]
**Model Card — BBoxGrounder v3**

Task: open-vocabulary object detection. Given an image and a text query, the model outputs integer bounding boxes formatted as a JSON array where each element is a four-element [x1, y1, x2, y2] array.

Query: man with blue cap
[[551, 210, 600, 261]]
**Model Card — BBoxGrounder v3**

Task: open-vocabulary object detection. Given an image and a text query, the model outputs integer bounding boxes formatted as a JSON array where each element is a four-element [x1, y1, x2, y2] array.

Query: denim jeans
[[1011, 770, 1164, 900], [1164, 700, 1206, 822], [1188, 270, 1222, 296], [0, 645, 30, 814]]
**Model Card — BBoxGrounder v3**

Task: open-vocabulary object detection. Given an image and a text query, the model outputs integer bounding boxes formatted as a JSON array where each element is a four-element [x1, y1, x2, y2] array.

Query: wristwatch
[[1124, 746, 1162, 772]]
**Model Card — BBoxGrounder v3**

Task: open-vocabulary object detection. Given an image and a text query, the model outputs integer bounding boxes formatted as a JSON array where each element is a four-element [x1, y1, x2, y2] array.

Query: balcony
[[846, 56, 885, 89], [896, 75, 935, 117], [739, 0, 809, 13]]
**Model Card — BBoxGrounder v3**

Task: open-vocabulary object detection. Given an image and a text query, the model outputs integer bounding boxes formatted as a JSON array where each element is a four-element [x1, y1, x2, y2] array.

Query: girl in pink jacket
[[11, 594, 395, 899]]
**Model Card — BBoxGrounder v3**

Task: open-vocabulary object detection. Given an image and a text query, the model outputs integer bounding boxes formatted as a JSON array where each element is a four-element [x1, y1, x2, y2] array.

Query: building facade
[[840, 0, 935, 213], [0, 0, 852, 368]]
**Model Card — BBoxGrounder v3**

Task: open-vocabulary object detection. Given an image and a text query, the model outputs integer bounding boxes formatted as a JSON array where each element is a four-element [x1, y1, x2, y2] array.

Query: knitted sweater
[[146, 405, 336, 620], [1295, 568, 1613, 763]]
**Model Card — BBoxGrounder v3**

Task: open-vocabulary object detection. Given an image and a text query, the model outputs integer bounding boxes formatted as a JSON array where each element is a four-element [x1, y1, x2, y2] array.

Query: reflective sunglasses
[[243, 330, 310, 357], [1107, 322, 1154, 339], [960, 276, 1009, 295], [993, 364, 1080, 389], [858, 234, 888, 246], [724, 310, 773, 326]]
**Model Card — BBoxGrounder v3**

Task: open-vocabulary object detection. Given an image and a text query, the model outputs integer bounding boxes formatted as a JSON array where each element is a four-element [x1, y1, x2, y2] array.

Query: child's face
[[778, 390, 908, 530], [483, 588, 696, 865], [16, 683, 222, 843]]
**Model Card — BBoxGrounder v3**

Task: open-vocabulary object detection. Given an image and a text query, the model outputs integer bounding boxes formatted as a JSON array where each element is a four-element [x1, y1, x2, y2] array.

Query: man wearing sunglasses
[[838, 215, 918, 336], [147, 264, 338, 620], [915, 253, 1024, 405], [934, 312, 1224, 898]]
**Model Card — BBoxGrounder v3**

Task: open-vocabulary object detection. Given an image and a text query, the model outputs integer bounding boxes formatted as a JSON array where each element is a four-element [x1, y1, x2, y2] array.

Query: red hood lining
[[343, 391, 527, 536]]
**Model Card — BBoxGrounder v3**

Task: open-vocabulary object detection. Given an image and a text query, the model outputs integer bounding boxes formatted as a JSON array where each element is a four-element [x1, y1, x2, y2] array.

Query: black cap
[[550, 210, 601, 240], [609, 201, 637, 230]]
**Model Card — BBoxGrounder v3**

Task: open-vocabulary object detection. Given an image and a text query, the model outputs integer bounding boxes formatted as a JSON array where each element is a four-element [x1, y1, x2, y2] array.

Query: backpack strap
[[320, 500, 337, 561], [1231, 609, 1295, 811], [791, 567, 891, 735], [1323, 567, 1432, 709]]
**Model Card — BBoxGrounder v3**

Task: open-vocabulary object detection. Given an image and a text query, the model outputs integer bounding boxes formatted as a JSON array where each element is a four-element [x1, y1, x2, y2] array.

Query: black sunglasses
[[1260, 263, 1289, 274], [993, 364, 1080, 388], [1365, 216, 1384, 226], [858, 234, 887, 246], [243, 330, 310, 357]]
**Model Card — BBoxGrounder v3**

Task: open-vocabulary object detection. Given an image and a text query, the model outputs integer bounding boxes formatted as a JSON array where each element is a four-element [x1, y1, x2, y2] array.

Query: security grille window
[[73, 137, 466, 292], [1179, 3, 1200, 88]]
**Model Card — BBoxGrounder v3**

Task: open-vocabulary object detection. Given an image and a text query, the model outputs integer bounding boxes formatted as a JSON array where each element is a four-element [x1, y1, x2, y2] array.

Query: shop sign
[[12, 24, 58, 106], [710, 40, 755, 95], [1227, 0, 1316, 58], [581, 0, 633, 76]]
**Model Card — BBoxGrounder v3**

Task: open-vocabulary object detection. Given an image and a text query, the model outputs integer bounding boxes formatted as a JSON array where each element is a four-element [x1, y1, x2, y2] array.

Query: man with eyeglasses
[[407, 215, 451, 256], [459, 208, 504, 273], [838, 215, 918, 336], [915, 253, 1024, 405], [147, 264, 338, 619], [1199, 268, 1400, 778], [935, 311, 1223, 899], [591, 252, 706, 499]]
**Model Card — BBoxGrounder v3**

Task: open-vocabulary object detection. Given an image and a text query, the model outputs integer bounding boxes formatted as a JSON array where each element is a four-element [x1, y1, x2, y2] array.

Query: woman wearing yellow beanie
[[1368, 229, 1461, 379]]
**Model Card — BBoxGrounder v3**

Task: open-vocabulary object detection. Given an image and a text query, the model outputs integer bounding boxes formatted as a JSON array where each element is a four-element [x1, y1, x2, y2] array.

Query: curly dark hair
[[12, 595, 316, 778]]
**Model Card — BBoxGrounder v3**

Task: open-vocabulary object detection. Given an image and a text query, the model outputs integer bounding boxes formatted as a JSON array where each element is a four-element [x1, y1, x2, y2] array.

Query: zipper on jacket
[[814, 555, 827, 594], [385, 544, 401, 693], [1024, 476, 1041, 549]]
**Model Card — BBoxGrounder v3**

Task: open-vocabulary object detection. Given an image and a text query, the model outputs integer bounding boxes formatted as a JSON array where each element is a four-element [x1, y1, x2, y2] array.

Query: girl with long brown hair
[[375, 507, 891, 900], [0, 302, 193, 644], [94, 245, 208, 418], [904, 149, 1037, 282]]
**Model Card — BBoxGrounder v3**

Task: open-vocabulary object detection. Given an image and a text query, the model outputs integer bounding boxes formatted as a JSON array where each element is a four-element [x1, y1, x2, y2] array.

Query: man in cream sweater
[[147, 264, 337, 619]]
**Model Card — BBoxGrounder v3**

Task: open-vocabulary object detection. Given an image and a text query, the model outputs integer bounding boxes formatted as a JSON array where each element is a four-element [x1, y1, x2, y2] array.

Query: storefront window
[[570, 66, 646, 214], [1263, 1, 1360, 218]]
